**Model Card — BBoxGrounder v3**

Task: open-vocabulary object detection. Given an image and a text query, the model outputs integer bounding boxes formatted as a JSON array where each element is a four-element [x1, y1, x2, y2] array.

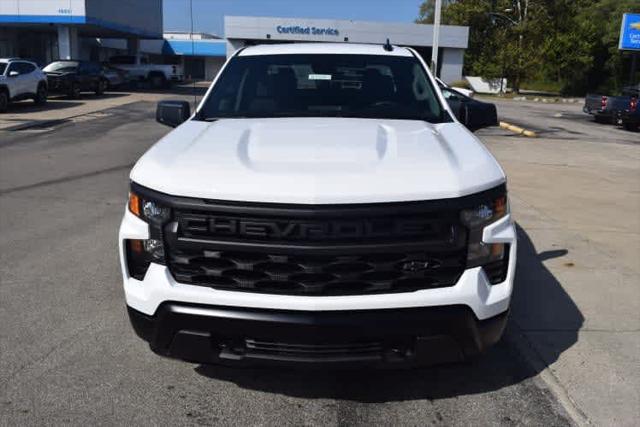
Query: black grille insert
[[167, 248, 466, 295], [245, 339, 383, 357]]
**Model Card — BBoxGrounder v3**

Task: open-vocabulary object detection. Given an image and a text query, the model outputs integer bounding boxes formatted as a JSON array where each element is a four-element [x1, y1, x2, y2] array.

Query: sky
[[163, 0, 425, 36]]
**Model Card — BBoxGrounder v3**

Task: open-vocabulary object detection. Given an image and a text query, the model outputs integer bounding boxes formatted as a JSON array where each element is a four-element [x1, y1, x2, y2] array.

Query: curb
[[507, 325, 591, 426], [499, 121, 537, 137], [512, 96, 584, 104]]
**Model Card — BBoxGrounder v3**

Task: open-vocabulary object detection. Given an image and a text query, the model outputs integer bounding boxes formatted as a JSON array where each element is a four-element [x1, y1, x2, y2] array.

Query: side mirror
[[9, 70, 19, 77], [462, 105, 480, 131], [156, 100, 191, 128], [462, 104, 498, 132]]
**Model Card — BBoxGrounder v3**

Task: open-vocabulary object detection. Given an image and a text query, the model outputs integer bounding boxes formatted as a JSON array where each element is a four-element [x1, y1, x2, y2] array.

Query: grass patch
[[520, 80, 563, 94]]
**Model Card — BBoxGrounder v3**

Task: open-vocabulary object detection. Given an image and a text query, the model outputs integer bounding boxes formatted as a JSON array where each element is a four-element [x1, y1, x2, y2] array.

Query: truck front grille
[[155, 194, 472, 296], [128, 182, 512, 296], [167, 247, 467, 295]]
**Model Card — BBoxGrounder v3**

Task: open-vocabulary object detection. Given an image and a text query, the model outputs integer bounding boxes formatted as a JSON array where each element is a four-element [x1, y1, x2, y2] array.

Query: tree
[[416, 0, 640, 95]]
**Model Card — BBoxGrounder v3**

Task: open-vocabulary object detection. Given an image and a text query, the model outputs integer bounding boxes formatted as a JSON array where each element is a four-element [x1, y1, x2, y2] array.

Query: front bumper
[[46, 78, 71, 93], [128, 303, 508, 367], [119, 192, 517, 367]]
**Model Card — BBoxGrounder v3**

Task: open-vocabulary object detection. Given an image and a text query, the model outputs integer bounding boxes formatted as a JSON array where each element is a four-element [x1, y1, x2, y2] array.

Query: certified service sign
[[619, 13, 640, 50]]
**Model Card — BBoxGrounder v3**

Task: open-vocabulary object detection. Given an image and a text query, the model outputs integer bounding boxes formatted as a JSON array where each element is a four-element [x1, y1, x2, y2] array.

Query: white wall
[[439, 48, 464, 84], [225, 16, 468, 49], [0, 0, 86, 16]]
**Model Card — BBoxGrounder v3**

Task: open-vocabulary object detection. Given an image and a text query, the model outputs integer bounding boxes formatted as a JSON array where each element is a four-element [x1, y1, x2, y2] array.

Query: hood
[[130, 118, 505, 204]]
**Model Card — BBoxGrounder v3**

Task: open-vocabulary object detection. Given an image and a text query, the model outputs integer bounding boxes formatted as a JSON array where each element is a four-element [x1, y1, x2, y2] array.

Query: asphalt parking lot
[[0, 93, 638, 425]]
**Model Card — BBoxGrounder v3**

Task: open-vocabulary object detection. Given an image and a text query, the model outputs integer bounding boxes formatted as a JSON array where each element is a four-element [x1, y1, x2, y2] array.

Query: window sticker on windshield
[[308, 74, 332, 80]]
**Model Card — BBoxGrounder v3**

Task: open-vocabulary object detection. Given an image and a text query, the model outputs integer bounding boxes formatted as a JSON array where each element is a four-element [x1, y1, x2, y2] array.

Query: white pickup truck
[[120, 43, 516, 368], [108, 55, 183, 88]]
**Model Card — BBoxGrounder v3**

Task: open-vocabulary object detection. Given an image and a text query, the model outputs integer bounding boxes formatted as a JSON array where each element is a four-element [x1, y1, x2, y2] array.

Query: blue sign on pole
[[619, 13, 640, 51]]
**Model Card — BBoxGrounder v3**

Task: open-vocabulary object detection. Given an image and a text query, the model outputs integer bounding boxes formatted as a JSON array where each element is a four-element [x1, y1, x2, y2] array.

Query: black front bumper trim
[[127, 303, 508, 368]]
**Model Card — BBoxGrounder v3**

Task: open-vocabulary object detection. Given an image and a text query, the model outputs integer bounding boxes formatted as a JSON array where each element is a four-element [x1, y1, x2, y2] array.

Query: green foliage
[[416, 0, 640, 95]]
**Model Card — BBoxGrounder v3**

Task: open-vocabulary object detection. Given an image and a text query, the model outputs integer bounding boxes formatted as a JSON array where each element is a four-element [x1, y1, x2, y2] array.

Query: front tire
[[0, 91, 8, 113], [34, 83, 47, 105], [67, 82, 81, 99], [624, 122, 639, 132], [95, 79, 107, 96], [149, 73, 166, 89]]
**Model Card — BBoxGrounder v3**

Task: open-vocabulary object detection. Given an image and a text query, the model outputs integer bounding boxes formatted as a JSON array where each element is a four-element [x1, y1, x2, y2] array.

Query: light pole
[[431, 0, 442, 75]]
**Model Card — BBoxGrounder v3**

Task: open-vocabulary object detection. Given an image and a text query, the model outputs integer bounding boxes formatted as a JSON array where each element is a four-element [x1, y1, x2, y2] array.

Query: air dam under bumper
[[127, 303, 508, 367]]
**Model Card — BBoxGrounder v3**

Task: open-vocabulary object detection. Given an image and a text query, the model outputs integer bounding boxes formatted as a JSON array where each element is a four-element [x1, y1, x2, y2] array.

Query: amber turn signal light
[[128, 192, 141, 217], [494, 196, 507, 218]]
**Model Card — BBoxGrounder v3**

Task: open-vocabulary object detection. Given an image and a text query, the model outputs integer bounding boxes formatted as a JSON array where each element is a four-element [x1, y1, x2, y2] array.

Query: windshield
[[0, 63, 6, 75], [43, 61, 79, 72], [198, 54, 449, 122]]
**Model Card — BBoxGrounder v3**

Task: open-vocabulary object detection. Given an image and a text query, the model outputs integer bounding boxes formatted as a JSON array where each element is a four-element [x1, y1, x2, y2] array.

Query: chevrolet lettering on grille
[[178, 215, 440, 241]]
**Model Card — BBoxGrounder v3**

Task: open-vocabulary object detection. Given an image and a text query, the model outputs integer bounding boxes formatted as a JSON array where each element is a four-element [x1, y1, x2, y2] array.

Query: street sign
[[619, 13, 640, 51]]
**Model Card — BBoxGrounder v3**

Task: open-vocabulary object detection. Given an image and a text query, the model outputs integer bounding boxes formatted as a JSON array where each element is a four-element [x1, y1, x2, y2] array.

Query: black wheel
[[0, 91, 8, 113], [34, 83, 47, 105], [149, 73, 166, 89], [67, 82, 81, 99], [95, 79, 107, 95], [624, 122, 639, 132]]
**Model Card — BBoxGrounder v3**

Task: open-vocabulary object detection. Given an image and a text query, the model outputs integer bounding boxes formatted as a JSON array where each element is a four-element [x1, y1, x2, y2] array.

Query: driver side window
[[7, 62, 19, 75]]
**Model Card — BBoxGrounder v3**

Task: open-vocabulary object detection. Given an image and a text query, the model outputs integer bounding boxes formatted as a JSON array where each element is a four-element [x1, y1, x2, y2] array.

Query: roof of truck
[[238, 42, 414, 57]]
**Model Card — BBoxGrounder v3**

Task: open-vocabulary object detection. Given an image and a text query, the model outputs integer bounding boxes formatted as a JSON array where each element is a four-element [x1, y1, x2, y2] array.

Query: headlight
[[126, 190, 170, 278], [142, 200, 171, 223], [460, 195, 507, 228], [128, 192, 171, 224], [461, 194, 509, 283]]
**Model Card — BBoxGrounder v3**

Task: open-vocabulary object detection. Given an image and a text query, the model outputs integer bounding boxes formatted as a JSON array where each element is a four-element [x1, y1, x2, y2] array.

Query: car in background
[[619, 96, 639, 131], [108, 55, 183, 88], [439, 85, 498, 131], [43, 60, 108, 98], [584, 85, 639, 124], [101, 64, 129, 89], [0, 58, 48, 113]]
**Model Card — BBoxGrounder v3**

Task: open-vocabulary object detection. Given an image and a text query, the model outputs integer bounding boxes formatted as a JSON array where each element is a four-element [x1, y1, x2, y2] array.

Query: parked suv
[[120, 43, 517, 368], [43, 60, 107, 98], [0, 58, 48, 112]]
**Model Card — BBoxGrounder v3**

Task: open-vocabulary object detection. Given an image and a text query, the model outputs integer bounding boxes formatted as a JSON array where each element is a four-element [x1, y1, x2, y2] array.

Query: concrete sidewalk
[[0, 85, 208, 131], [483, 134, 640, 426]]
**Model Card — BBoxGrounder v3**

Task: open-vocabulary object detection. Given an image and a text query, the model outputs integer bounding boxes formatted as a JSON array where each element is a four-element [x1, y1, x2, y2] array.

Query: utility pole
[[431, 0, 442, 75]]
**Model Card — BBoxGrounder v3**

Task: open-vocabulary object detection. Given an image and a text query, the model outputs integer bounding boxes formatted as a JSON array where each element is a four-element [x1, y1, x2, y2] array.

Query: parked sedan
[[440, 86, 498, 131], [43, 60, 108, 98]]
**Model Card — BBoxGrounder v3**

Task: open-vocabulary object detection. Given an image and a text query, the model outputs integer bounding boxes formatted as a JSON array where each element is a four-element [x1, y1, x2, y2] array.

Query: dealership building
[[0, 0, 162, 63], [0, 2, 469, 83]]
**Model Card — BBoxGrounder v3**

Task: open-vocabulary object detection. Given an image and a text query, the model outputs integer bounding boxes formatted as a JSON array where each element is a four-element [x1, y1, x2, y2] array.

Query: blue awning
[[162, 40, 226, 57]]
